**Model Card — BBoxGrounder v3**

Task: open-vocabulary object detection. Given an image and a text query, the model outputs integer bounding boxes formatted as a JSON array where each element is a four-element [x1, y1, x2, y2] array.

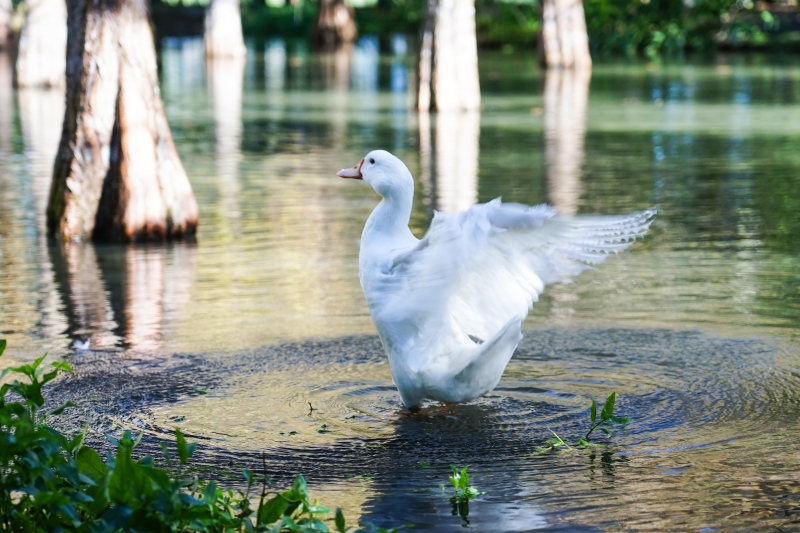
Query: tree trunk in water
[[541, 0, 592, 69], [47, 0, 199, 242], [416, 0, 480, 112], [312, 0, 356, 51], [204, 0, 245, 59], [544, 67, 589, 215], [0, 0, 11, 50], [15, 0, 67, 88]]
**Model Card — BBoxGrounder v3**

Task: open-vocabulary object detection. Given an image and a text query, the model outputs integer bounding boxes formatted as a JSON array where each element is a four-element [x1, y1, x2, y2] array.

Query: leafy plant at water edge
[[535, 391, 630, 454], [0, 339, 406, 532], [446, 465, 485, 524]]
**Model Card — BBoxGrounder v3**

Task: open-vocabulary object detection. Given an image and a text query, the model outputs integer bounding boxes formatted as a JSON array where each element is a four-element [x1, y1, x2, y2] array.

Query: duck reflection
[[49, 243, 197, 353], [434, 111, 480, 213], [544, 67, 590, 216], [208, 56, 245, 235]]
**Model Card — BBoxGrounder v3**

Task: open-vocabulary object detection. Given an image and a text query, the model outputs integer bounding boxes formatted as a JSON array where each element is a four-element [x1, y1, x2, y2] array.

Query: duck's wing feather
[[388, 200, 655, 372]]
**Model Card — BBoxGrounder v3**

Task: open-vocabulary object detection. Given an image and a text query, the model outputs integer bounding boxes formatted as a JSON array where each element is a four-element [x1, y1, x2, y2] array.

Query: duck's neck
[[364, 191, 413, 240]]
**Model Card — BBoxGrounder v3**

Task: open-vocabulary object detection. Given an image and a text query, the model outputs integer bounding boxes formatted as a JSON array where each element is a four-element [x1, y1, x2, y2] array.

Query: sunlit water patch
[[48, 327, 800, 531]]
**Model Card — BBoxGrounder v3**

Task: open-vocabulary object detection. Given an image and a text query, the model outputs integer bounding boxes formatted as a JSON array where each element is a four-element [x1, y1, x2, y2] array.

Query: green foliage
[[447, 465, 485, 502], [0, 340, 405, 533], [584, 0, 788, 57], [532, 391, 630, 455]]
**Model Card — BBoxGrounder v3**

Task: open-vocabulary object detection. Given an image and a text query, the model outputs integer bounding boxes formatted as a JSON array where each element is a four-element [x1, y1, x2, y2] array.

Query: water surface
[[1, 40, 800, 531]]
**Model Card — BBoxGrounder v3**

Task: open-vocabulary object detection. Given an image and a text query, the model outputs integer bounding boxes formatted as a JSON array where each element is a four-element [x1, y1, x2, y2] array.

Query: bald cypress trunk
[[312, 0, 356, 50], [541, 0, 592, 69], [204, 0, 245, 59], [416, 0, 480, 112], [15, 0, 67, 88], [48, 0, 198, 242]]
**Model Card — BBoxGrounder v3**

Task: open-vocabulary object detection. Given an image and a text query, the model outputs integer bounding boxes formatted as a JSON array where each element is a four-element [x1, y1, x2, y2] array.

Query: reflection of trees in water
[[208, 57, 245, 235], [433, 111, 480, 214], [48, 243, 197, 353], [18, 88, 65, 220], [0, 53, 11, 153], [544, 67, 589, 216]]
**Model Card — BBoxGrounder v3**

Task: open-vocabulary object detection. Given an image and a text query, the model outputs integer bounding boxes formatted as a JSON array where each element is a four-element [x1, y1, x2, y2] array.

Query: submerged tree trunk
[[47, 0, 198, 242], [541, 0, 592, 69], [0, 0, 11, 50], [416, 0, 480, 112], [312, 0, 356, 51], [15, 0, 67, 88], [203, 0, 245, 59]]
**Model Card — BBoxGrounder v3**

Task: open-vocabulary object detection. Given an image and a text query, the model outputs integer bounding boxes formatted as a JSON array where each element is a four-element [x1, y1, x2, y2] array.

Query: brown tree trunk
[[312, 0, 356, 51], [0, 0, 11, 50], [204, 0, 245, 59], [416, 0, 480, 112], [15, 0, 67, 88], [541, 0, 592, 69], [48, 0, 199, 242]]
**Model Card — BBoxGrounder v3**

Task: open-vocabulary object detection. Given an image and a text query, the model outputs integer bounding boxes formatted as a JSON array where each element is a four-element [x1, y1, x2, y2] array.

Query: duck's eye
[[369, 158, 375, 164]]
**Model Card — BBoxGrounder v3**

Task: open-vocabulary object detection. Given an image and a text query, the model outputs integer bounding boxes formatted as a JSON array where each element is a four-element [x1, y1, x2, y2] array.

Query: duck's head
[[337, 150, 413, 199]]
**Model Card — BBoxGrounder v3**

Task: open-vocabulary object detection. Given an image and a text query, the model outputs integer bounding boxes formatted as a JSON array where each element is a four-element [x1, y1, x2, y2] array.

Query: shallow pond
[[2, 39, 800, 531]]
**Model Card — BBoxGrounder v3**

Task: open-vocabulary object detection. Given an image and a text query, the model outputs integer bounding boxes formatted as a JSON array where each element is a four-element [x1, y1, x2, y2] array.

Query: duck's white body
[[339, 150, 654, 409]]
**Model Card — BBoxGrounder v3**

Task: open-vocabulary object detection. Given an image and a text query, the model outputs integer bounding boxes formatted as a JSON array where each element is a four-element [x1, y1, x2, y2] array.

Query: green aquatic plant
[[582, 391, 630, 444], [0, 339, 406, 533], [448, 465, 485, 501], [535, 392, 630, 454], [446, 465, 485, 525]]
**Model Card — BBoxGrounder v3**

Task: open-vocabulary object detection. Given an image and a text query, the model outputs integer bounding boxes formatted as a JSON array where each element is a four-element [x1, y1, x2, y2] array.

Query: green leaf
[[335, 508, 347, 533], [599, 427, 611, 436], [77, 446, 107, 482], [258, 494, 289, 524], [308, 504, 332, 514], [0, 338, 6, 356], [203, 480, 218, 506], [291, 474, 309, 501], [175, 428, 196, 466], [610, 415, 630, 425], [590, 398, 597, 424], [601, 391, 616, 421], [460, 467, 469, 490], [48, 401, 77, 417]]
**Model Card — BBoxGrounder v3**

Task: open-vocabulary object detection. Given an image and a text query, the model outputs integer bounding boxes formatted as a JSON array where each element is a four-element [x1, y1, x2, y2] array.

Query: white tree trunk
[[544, 67, 590, 215], [15, 0, 67, 88], [204, 0, 246, 59], [417, 0, 480, 112], [0, 0, 11, 50], [49, 0, 199, 242], [542, 0, 592, 69]]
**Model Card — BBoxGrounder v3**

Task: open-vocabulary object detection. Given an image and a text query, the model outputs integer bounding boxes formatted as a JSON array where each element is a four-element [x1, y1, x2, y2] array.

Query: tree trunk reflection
[[544, 67, 590, 215]]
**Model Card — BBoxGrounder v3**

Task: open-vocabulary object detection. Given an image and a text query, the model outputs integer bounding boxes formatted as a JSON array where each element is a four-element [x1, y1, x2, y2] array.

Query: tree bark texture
[[0, 0, 11, 50], [204, 0, 245, 59], [48, 0, 199, 242], [541, 0, 592, 69], [312, 0, 356, 51], [416, 0, 480, 112], [15, 0, 67, 88]]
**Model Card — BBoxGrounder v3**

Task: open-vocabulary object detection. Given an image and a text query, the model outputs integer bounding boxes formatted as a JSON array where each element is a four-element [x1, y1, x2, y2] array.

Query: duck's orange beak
[[337, 159, 364, 180]]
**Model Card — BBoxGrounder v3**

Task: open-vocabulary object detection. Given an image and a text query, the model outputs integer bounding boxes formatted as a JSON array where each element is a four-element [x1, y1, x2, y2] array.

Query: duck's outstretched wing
[[388, 200, 655, 372]]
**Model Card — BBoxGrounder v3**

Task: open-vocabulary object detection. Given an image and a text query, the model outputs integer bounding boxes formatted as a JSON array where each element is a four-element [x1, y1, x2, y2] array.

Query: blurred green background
[[150, 0, 800, 57]]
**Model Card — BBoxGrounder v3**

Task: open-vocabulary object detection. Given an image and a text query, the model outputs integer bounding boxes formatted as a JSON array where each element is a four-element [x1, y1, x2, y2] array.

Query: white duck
[[338, 150, 655, 411]]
